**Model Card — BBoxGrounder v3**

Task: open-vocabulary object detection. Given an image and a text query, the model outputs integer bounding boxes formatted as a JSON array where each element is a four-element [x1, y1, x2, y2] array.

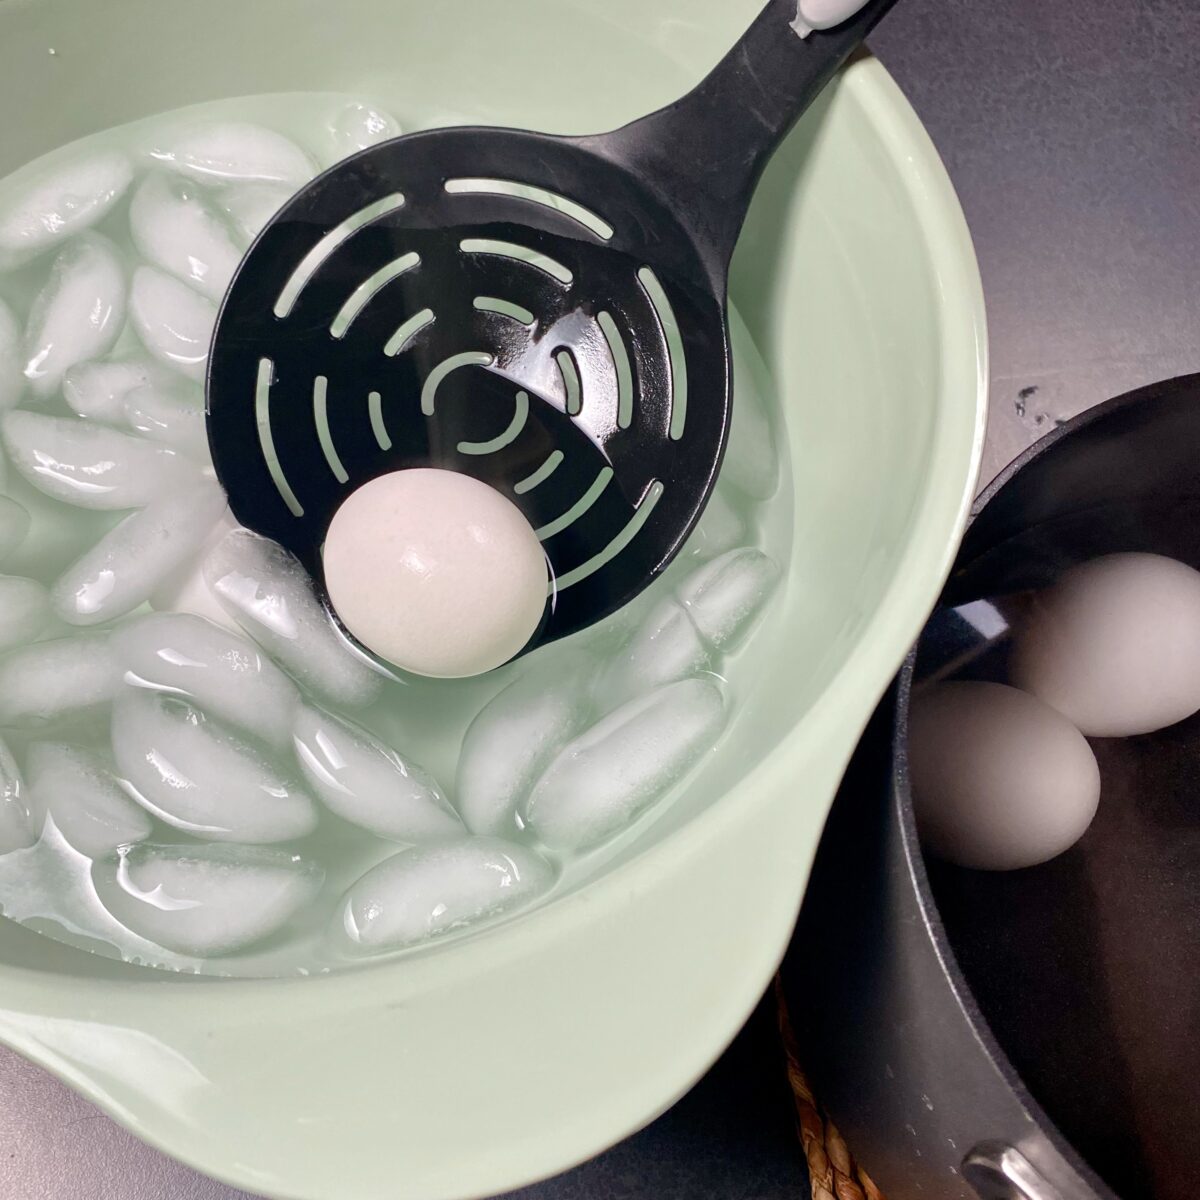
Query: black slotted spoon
[[207, 0, 898, 669]]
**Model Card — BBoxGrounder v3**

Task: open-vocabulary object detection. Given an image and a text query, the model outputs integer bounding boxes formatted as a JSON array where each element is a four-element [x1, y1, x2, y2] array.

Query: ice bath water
[[0, 93, 793, 976]]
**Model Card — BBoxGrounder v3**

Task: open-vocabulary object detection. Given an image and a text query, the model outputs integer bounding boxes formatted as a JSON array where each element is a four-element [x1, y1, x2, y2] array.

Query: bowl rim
[[0, 55, 988, 1200]]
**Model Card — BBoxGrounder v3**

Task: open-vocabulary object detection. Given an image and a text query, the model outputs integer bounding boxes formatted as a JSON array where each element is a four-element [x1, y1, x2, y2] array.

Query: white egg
[[1011, 552, 1200, 737], [909, 681, 1100, 871], [323, 469, 547, 679]]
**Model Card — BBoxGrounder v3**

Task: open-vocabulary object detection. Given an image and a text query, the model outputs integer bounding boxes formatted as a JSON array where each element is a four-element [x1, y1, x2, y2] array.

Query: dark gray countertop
[[3, 1, 1197, 1197]]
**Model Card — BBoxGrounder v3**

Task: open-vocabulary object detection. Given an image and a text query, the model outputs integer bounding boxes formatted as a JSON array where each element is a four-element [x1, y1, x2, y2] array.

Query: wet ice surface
[[218, 182, 294, 244], [25, 741, 153, 858], [93, 841, 324, 957], [111, 690, 319, 842], [149, 513, 243, 630], [524, 678, 730, 853], [456, 650, 594, 837], [0, 635, 115, 729], [0, 738, 34, 854], [596, 550, 780, 711], [148, 121, 316, 187], [678, 548, 781, 650], [0, 574, 50, 652], [0, 822, 204, 971], [294, 705, 462, 843], [128, 266, 216, 379], [129, 172, 242, 302], [62, 356, 176, 424], [0, 149, 132, 269], [113, 611, 300, 750], [1, 409, 187, 508], [595, 597, 711, 713], [21, 233, 126, 398], [0, 94, 790, 975], [123, 379, 208, 460], [204, 527, 385, 710], [325, 103, 402, 160], [51, 477, 226, 625], [333, 837, 554, 953]]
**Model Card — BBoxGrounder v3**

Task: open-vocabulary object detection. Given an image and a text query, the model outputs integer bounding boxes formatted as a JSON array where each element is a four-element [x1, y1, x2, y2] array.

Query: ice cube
[[204, 528, 384, 709], [92, 840, 324, 957], [456, 651, 595, 837], [128, 266, 217, 380], [294, 705, 461, 842], [0, 150, 133, 269], [25, 741, 152, 858], [63, 356, 178, 425], [129, 172, 243, 303], [0, 574, 50, 653], [0, 634, 116, 729], [111, 690, 318, 842], [123, 379, 210, 462], [149, 509, 241, 630], [333, 837, 554, 954], [676, 547, 780, 650], [22, 233, 126, 399], [325, 102, 401, 161], [0, 737, 35, 855], [148, 122, 316, 187], [113, 611, 300, 750], [51, 477, 227, 626], [593, 597, 711, 714], [0, 298, 22, 411], [0, 496, 31, 565], [0, 471, 113, 579], [523, 677, 728, 852], [1, 410, 191, 510], [0, 818, 198, 970], [217, 182, 294, 245]]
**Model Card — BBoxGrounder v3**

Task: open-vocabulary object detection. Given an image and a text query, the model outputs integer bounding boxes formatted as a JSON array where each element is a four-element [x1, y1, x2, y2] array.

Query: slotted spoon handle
[[591, 0, 899, 274]]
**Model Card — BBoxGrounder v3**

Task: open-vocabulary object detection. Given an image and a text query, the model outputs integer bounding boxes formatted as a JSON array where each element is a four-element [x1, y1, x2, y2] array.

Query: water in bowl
[[0, 93, 793, 976]]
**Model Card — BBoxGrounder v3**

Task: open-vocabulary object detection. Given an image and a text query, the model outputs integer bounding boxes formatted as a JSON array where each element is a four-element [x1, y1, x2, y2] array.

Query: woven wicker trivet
[[775, 977, 885, 1200]]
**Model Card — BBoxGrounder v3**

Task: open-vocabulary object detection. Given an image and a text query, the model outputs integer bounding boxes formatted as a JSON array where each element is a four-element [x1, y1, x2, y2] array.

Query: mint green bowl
[[0, 1, 987, 1196]]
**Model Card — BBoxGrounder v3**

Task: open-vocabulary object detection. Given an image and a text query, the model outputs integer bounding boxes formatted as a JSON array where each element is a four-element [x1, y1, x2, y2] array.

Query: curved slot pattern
[[331, 252, 420, 338], [460, 239, 573, 286], [473, 296, 535, 326], [458, 391, 530, 456], [555, 349, 582, 417], [554, 480, 665, 592], [368, 390, 390, 451], [254, 357, 303, 517], [445, 178, 614, 241], [597, 311, 634, 430], [274, 193, 406, 318], [535, 466, 614, 542], [421, 351, 494, 417], [313, 376, 348, 484], [384, 308, 435, 357], [514, 449, 564, 495], [638, 267, 688, 440]]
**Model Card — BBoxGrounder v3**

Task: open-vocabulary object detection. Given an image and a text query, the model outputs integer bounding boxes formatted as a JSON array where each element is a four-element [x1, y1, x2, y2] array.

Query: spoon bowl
[[208, 0, 897, 660]]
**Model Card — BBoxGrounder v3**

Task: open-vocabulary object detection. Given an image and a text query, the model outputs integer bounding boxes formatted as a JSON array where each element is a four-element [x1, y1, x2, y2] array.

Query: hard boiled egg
[[909, 681, 1100, 870], [1012, 552, 1200, 737], [323, 469, 548, 679]]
